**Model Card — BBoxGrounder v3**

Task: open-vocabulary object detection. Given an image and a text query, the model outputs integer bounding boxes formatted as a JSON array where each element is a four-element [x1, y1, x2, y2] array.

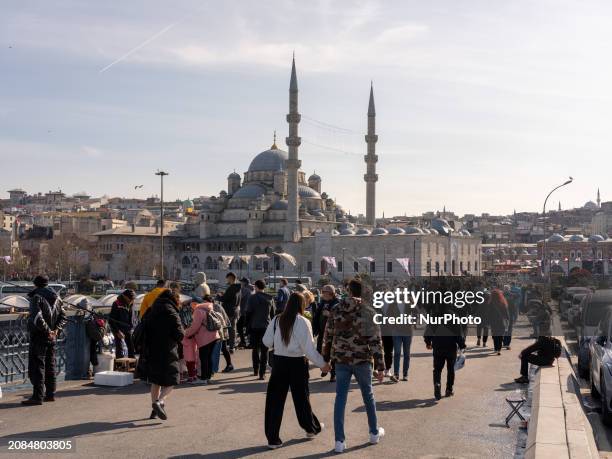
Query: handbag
[[454, 350, 466, 371], [268, 317, 278, 366]]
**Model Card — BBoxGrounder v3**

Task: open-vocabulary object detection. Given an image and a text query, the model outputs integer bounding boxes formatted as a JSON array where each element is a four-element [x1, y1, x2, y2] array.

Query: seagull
[[134, 185, 144, 189]]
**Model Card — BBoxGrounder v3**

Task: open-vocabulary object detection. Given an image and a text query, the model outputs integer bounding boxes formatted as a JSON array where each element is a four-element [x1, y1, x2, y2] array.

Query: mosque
[[178, 57, 481, 283]]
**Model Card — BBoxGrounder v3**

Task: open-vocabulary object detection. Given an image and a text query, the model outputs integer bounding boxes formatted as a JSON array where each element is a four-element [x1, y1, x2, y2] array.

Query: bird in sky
[[134, 185, 144, 189]]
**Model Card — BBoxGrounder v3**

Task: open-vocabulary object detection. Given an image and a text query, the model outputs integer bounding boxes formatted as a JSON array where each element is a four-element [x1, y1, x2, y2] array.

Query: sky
[[1, 0, 611, 217]]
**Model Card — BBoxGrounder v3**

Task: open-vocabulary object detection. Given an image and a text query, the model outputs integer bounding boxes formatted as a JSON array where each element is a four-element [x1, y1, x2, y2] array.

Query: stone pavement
[[0, 334, 533, 458]]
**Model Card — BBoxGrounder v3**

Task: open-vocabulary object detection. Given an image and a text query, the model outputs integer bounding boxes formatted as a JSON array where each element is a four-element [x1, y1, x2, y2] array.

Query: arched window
[[570, 250, 575, 259], [205, 256, 214, 270], [182, 256, 190, 266], [467, 261, 471, 271], [576, 250, 582, 259], [353, 261, 359, 272], [435, 261, 440, 273]]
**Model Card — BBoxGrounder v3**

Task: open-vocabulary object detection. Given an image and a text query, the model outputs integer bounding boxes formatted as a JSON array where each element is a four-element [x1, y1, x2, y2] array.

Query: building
[[173, 58, 481, 284], [538, 233, 612, 275]]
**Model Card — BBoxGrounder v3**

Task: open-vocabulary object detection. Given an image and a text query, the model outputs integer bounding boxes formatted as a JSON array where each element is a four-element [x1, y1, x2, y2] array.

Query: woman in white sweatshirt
[[262, 292, 330, 449]]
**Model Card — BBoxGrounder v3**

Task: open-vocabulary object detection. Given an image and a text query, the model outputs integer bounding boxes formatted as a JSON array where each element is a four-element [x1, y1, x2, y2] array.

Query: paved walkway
[[0, 330, 532, 458]]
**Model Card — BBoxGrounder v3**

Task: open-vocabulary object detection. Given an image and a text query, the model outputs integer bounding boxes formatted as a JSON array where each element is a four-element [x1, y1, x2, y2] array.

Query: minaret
[[284, 55, 301, 242], [597, 188, 601, 208], [364, 82, 378, 227]]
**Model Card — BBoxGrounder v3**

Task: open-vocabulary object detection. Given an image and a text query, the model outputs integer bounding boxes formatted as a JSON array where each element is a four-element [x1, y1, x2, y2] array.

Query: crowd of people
[[20, 271, 560, 452]]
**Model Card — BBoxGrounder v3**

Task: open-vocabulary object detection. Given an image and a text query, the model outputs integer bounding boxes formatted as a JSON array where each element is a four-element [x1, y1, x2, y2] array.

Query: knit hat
[[33, 275, 49, 288]]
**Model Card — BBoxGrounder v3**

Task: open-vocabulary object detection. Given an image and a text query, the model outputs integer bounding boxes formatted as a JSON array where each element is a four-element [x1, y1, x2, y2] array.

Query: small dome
[[428, 228, 439, 235], [584, 201, 598, 210], [232, 184, 266, 199], [331, 229, 340, 236], [569, 234, 585, 242], [388, 227, 406, 235], [309, 210, 324, 217], [340, 229, 355, 235], [299, 185, 321, 199], [339, 222, 355, 230], [228, 171, 241, 179], [431, 218, 454, 236], [183, 199, 194, 208], [485, 248, 495, 255], [461, 229, 471, 236], [421, 228, 431, 234], [308, 173, 321, 182], [269, 200, 288, 210], [589, 234, 605, 242], [547, 233, 565, 242], [521, 249, 530, 255], [356, 228, 371, 235], [372, 227, 389, 235], [248, 148, 288, 172], [404, 226, 423, 234]]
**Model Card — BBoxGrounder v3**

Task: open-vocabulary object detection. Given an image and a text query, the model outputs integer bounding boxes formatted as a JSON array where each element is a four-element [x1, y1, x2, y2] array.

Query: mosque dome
[[428, 228, 439, 235], [308, 173, 321, 181], [269, 200, 288, 210], [340, 228, 355, 235], [232, 184, 266, 199], [298, 185, 321, 199], [547, 233, 565, 242], [372, 227, 389, 235], [589, 235, 605, 242], [388, 227, 406, 235], [584, 201, 598, 210], [404, 226, 423, 234], [431, 218, 454, 237], [183, 199, 194, 208], [228, 171, 241, 179], [569, 234, 585, 242], [356, 228, 371, 235], [248, 147, 288, 172]]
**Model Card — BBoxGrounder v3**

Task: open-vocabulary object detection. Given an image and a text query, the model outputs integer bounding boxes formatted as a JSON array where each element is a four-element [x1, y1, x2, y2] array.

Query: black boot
[[434, 383, 442, 400], [445, 386, 454, 397]]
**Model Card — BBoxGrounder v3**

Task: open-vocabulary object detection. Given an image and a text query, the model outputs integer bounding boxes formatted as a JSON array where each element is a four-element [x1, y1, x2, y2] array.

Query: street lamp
[[155, 170, 169, 279], [542, 177, 573, 278]]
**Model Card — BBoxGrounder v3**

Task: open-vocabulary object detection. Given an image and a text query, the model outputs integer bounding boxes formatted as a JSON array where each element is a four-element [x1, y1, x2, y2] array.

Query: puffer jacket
[[184, 302, 220, 348]]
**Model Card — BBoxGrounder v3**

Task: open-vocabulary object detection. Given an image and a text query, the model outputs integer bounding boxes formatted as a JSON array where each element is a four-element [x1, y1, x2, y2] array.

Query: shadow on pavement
[[353, 398, 437, 412], [296, 441, 372, 458], [0, 419, 161, 440], [169, 437, 313, 458]]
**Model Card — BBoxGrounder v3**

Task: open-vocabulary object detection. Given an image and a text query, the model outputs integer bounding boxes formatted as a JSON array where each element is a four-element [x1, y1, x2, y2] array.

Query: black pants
[[237, 316, 247, 347], [114, 331, 135, 358], [433, 348, 457, 390], [227, 316, 238, 350], [477, 324, 488, 343], [250, 329, 268, 377], [89, 339, 99, 367], [264, 355, 321, 445], [199, 340, 218, 380], [382, 335, 394, 371], [28, 339, 56, 401], [521, 352, 552, 376], [221, 340, 232, 367], [492, 336, 503, 352]]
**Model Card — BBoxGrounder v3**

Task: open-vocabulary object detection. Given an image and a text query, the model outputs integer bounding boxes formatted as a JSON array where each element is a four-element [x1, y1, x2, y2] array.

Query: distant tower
[[308, 171, 321, 193], [597, 188, 601, 208], [227, 170, 241, 195], [284, 55, 302, 242], [364, 82, 378, 227], [558, 201, 562, 211]]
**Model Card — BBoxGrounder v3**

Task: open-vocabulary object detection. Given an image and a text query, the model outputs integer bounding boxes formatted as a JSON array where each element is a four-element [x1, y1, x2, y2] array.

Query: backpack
[[205, 309, 223, 332], [85, 317, 106, 342]]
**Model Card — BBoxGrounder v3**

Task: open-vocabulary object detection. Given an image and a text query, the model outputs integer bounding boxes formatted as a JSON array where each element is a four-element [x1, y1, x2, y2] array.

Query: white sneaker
[[267, 443, 282, 450], [369, 426, 385, 444], [307, 422, 324, 438], [334, 440, 346, 453], [383, 369, 390, 377]]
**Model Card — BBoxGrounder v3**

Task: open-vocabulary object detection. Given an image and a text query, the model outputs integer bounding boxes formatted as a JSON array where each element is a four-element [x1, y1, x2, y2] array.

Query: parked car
[[589, 308, 612, 424], [567, 293, 588, 327], [560, 287, 592, 320], [577, 289, 612, 379]]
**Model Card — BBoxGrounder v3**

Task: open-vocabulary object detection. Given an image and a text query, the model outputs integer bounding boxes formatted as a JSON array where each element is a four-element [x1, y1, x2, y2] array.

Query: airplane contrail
[[99, 22, 177, 73]]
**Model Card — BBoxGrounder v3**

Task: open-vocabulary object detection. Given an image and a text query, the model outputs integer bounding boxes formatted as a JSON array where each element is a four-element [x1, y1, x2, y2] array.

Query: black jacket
[[221, 283, 241, 318], [245, 291, 274, 331], [109, 296, 133, 334], [27, 287, 67, 342], [521, 336, 557, 364], [424, 315, 466, 352], [312, 297, 339, 337], [143, 290, 185, 386]]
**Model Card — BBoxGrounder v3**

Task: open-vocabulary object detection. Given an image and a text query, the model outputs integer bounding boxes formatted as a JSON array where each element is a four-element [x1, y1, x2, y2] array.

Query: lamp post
[[542, 177, 573, 279], [155, 170, 169, 279], [341, 247, 346, 282]]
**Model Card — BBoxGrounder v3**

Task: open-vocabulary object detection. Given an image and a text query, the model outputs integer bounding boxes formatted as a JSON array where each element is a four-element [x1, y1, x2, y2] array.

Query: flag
[[321, 256, 337, 268], [2, 256, 11, 265], [273, 252, 297, 267], [395, 257, 411, 275], [239, 255, 251, 265], [219, 255, 234, 270]]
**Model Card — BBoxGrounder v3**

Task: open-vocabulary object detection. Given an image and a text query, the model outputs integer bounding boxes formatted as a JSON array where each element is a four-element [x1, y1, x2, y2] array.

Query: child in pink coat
[[184, 301, 220, 384]]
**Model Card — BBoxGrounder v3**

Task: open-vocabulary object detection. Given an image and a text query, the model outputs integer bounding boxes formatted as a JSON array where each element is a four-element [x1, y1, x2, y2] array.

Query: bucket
[[94, 352, 115, 373]]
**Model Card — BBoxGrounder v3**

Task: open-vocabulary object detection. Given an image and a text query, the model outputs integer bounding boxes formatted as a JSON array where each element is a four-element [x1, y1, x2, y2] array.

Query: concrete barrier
[[526, 350, 599, 458]]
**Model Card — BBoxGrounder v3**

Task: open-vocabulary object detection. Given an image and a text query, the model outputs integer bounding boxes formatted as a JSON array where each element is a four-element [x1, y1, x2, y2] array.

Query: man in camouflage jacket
[[322, 278, 386, 451]]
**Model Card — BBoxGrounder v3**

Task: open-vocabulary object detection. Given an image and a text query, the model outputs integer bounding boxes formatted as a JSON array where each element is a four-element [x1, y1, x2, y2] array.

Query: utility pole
[[155, 170, 169, 279]]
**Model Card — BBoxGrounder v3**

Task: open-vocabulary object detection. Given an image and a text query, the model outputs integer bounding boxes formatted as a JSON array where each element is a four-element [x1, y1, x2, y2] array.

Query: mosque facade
[[177, 58, 481, 284]]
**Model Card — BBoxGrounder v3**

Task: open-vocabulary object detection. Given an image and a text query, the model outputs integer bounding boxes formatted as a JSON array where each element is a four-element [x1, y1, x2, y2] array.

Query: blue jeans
[[392, 335, 412, 377], [334, 362, 378, 442], [211, 340, 222, 373]]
